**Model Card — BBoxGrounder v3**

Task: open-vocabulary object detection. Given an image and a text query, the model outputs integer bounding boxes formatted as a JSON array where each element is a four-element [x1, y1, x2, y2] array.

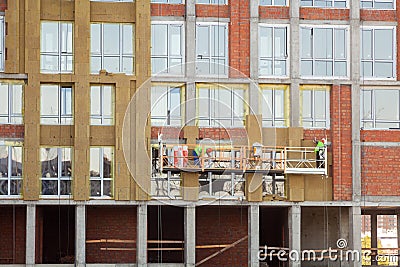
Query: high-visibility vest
[[314, 141, 324, 152], [194, 146, 202, 156]]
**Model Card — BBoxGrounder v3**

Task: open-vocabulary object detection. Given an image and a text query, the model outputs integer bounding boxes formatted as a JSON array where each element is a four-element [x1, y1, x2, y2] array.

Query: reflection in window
[[151, 22, 184, 74], [40, 85, 73, 125], [300, 26, 348, 77], [0, 146, 22, 196], [91, 23, 134, 74], [361, 89, 400, 129], [0, 84, 23, 124], [263, 174, 285, 197], [199, 173, 244, 199], [90, 85, 114, 125], [361, 27, 395, 79], [40, 147, 72, 196], [90, 147, 113, 197], [259, 25, 288, 77], [260, 0, 287, 5], [197, 84, 248, 127], [260, 85, 288, 127], [361, 0, 394, 9], [300, 0, 347, 7], [301, 86, 330, 128], [151, 84, 184, 126], [196, 23, 228, 76], [40, 21, 73, 73]]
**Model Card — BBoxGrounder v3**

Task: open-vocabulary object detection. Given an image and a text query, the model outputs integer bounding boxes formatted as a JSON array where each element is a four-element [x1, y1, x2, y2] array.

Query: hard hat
[[322, 138, 326, 143]]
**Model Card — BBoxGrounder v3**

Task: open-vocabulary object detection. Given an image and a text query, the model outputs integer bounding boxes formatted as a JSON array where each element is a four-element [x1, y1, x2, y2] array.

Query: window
[[260, 0, 287, 5], [361, 27, 396, 79], [151, 22, 184, 75], [196, 23, 228, 76], [361, 0, 394, 9], [301, 86, 330, 128], [259, 25, 288, 77], [361, 89, 400, 129], [301, 26, 348, 78], [199, 173, 244, 199], [197, 0, 226, 4], [0, 17, 5, 72], [197, 84, 248, 127], [40, 21, 73, 73], [91, 23, 134, 74], [151, 0, 183, 3], [0, 146, 22, 196], [260, 85, 289, 127], [0, 84, 23, 124], [151, 84, 184, 126], [300, 0, 347, 7], [40, 85, 73, 125], [40, 147, 72, 196], [90, 147, 113, 197], [91, 85, 114, 125]]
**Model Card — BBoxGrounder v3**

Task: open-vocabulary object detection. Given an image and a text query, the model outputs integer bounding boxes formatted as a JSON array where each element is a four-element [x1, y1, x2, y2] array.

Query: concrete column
[[289, 205, 301, 267], [184, 205, 196, 267], [290, 0, 300, 127], [248, 204, 260, 267], [137, 204, 148, 267], [249, 0, 259, 114], [75, 204, 86, 267], [26, 204, 36, 266], [350, 207, 362, 267]]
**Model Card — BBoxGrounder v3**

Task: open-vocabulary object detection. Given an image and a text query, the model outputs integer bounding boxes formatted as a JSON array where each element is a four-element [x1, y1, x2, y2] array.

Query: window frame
[[300, 0, 348, 8], [360, 26, 397, 80], [260, 84, 290, 127], [90, 23, 135, 75], [151, 0, 184, 3], [300, 85, 331, 129], [90, 85, 114, 126], [40, 21, 74, 74], [0, 83, 23, 125], [0, 16, 5, 72], [195, 22, 229, 77], [199, 172, 245, 199], [151, 83, 185, 126], [0, 145, 23, 197], [151, 21, 185, 76], [259, 0, 288, 6], [259, 24, 290, 78], [361, 0, 395, 10], [196, 0, 227, 4], [40, 84, 73, 125], [90, 147, 114, 198], [40, 147, 72, 197], [300, 24, 349, 79]]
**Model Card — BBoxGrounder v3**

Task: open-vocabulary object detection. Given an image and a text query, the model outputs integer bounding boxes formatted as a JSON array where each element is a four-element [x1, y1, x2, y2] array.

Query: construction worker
[[193, 146, 212, 167], [314, 138, 326, 168]]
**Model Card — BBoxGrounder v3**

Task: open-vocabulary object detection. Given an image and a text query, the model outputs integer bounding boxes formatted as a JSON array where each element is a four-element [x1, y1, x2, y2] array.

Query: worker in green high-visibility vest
[[314, 138, 326, 168], [193, 146, 212, 167]]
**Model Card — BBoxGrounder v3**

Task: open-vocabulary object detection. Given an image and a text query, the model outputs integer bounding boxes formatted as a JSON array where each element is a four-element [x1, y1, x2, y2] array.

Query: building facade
[[0, 0, 400, 266]]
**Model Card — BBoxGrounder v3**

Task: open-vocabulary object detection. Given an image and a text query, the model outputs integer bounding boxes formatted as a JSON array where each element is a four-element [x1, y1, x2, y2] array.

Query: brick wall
[[0, 125, 24, 139], [86, 206, 137, 264], [196, 206, 248, 267], [0, 206, 26, 264], [300, 7, 349, 20], [151, 4, 185, 17], [151, 126, 184, 140], [360, 9, 396, 21], [196, 4, 229, 18], [259, 6, 289, 19]]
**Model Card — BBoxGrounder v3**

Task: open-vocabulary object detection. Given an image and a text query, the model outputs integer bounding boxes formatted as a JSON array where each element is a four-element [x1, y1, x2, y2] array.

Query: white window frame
[[151, 21, 185, 75], [0, 145, 22, 197], [0, 84, 23, 124], [151, 0, 184, 3], [260, 85, 289, 127], [196, 0, 227, 4], [0, 16, 5, 72], [40, 85, 73, 125], [361, 88, 400, 129], [259, 0, 288, 6], [259, 24, 289, 78], [40, 147, 72, 197], [90, 85, 114, 125], [300, 86, 330, 129], [40, 21, 73, 73], [300, 0, 348, 8], [90, 147, 114, 198], [361, 0, 395, 9], [196, 22, 229, 77], [300, 25, 349, 79], [151, 84, 184, 126], [361, 26, 396, 80], [90, 23, 135, 75]]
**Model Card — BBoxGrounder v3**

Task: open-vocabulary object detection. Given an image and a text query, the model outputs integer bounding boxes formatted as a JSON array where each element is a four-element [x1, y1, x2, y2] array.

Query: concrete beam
[[184, 205, 196, 267], [248, 204, 260, 267], [137, 204, 148, 267], [289, 205, 301, 267], [75, 204, 86, 267], [26, 204, 36, 266]]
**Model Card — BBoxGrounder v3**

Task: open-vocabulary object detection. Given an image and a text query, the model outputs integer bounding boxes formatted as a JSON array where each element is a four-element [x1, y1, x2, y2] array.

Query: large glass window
[[151, 84, 184, 126], [300, 26, 348, 78], [197, 84, 248, 127], [300, 0, 347, 7], [40, 85, 73, 125], [91, 23, 134, 74], [361, 89, 400, 129], [196, 23, 228, 76], [0, 146, 22, 196], [260, 0, 287, 5], [259, 25, 288, 77], [40, 147, 72, 196], [361, 0, 395, 9], [260, 85, 289, 127], [90, 147, 113, 197], [0, 84, 23, 124], [361, 27, 396, 79], [90, 85, 114, 125], [301, 86, 330, 128], [151, 22, 184, 75], [40, 21, 73, 73]]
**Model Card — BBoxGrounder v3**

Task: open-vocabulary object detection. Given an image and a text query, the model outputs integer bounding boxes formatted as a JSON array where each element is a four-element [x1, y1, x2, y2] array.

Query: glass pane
[[0, 180, 8, 195], [91, 56, 101, 74], [61, 87, 72, 116], [42, 180, 58, 195], [41, 55, 59, 72], [103, 148, 113, 178], [104, 57, 120, 73], [103, 85, 113, 117], [198, 88, 209, 117], [11, 147, 22, 177], [170, 25, 182, 56], [123, 57, 133, 74], [61, 23, 73, 53], [375, 29, 393, 60], [60, 180, 71, 195], [262, 90, 273, 119], [0, 146, 9, 177], [103, 24, 120, 54], [334, 61, 347, 76], [362, 90, 373, 120], [90, 180, 101, 196], [151, 86, 168, 117], [61, 148, 71, 177], [213, 88, 231, 117], [152, 58, 167, 74], [274, 60, 286, 76], [169, 87, 181, 117], [91, 24, 101, 54], [123, 24, 133, 54], [211, 26, 226, 57], [60, 55, 73, 72], [301, 60, 313, 76], [361, 30, 372, 60], [315, 28, 333, 59], [196, 58, 210, 75], [259, 59, 272, 76], [41, 22, 58, 53], [301, 28, 312, 59], [233, 89, 245, 118], [315, 61, 333, 76], [90, 148, 101, 177], [375, 2, 394, 9], [169, 58, 183, 74], [302, 90, 312, 118], [361, 61, 373, 77], [10, 179, 21, 195], [375, 62, 393, 78], [91, 86, 101, 116], [375, 90, 399, 121], [152, 24, 167, 56], [275, 28, 286, 58], [103, 180, 112, 197], [275, 89, 285, 119], [0, 84, 8, 115], [315, 90, 327, 119], [197, 26, 210, 57], [41, 85, 59, 116], [259, 27, 273, 58], [335, 29, 346, 59]]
